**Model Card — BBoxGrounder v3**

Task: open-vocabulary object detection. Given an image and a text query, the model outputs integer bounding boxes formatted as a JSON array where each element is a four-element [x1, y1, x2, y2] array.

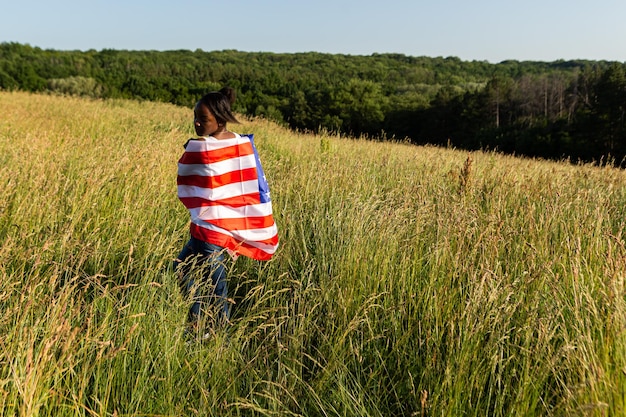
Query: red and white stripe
[[177, 134, 278, 260]]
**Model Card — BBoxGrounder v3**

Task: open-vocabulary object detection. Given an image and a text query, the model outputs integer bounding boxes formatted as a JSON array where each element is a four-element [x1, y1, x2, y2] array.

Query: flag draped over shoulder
[[177, 133, 278, 260]]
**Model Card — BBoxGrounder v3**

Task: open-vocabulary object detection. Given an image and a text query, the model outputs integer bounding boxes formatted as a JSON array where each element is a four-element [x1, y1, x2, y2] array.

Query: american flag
[[177, 134, 279, 260]]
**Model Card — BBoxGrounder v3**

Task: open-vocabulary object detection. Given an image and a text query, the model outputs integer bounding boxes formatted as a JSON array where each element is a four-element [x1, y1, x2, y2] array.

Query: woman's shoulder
[[183, 138, 202, 149], [183, 134, 248, 150]]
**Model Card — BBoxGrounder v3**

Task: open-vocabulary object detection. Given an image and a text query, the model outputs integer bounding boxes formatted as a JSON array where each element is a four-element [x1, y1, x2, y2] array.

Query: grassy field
[[0, 91, 625, 416]]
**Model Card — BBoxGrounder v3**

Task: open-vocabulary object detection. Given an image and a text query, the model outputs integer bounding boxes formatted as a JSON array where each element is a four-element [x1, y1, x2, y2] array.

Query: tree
[[592, 64, 626, 157], [47, 76, 102, 97], [0, 69, 17, 90], [330, 79, 387, 135]]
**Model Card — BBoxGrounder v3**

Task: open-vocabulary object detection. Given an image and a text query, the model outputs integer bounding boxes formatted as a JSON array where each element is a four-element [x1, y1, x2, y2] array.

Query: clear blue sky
[[1, 0, 624, 63]]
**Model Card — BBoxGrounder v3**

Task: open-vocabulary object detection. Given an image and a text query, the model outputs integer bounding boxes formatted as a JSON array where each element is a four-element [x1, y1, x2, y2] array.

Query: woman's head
[[194, 87, 240, 137]]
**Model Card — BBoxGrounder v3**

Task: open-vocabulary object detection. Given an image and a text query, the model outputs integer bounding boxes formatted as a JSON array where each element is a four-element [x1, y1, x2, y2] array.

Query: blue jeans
[[174, 237, 230, 323]]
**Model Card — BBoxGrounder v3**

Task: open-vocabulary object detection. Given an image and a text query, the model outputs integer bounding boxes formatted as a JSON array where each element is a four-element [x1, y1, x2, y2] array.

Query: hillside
[[1, 91, 625, 416], [3, 43, 626, 163]]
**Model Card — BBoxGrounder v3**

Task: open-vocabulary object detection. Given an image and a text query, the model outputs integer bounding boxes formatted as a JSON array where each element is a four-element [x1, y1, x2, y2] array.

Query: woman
[[175, 87, 278, 332]]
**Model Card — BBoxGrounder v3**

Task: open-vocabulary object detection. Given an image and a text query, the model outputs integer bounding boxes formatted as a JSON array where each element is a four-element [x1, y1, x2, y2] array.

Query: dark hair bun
[[219, 87, 236, 105]]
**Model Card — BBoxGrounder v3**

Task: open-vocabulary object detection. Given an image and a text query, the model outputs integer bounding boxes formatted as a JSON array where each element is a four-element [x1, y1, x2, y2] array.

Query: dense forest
[[2, 42, 625, 164]]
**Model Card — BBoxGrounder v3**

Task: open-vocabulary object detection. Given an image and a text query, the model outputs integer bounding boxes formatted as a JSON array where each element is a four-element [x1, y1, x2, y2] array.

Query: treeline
[[2, 42, 625, 163]]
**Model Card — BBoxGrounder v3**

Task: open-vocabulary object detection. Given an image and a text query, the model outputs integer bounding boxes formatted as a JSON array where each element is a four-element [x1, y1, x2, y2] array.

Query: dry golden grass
[[1, 91, 625, 416]]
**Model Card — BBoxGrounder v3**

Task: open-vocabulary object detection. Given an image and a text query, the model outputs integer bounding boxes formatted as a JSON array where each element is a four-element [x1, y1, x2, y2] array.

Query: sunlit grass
[[1, 91, 625, 416]]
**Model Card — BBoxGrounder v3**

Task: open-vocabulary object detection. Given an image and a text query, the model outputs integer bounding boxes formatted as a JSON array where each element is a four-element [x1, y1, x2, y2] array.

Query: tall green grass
[[1, 91, 624, 416]]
